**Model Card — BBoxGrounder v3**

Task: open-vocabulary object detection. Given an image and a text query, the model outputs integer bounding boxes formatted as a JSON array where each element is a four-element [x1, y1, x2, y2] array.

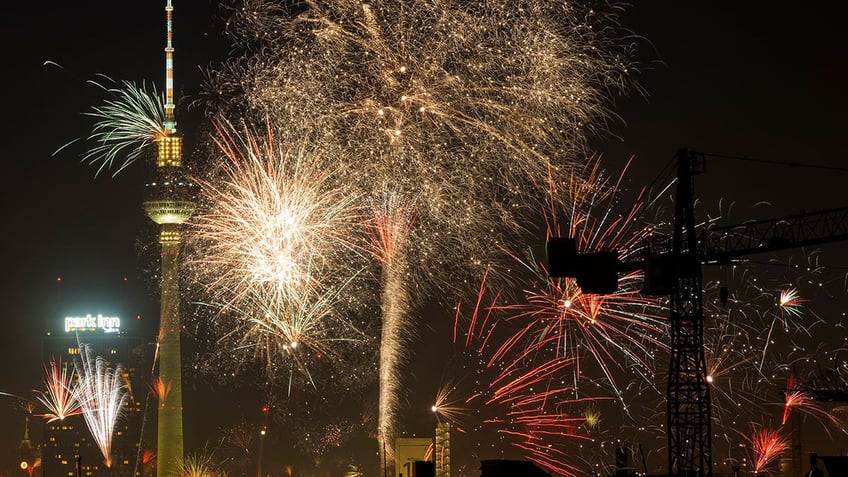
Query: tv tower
[[142, 2, 195, 476]]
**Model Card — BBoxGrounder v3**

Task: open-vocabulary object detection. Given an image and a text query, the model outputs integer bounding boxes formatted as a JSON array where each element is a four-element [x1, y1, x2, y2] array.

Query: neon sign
[[64, 314, 121, 333]]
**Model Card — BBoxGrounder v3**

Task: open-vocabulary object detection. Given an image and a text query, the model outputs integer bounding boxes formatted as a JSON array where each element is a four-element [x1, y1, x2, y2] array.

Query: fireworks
[[428, 159, 668, 474], [687, 247, 848, 474], [75, 79, 167, 176], [781, 375, 842, 431], [777, 287, 808, 323], [189, 122, 364, 301], [182, 451, 226, 477], [701, 312, 770, 450], [446, 325, 596, 477], [462, 159, 667, 401], [432, 381, 471, 425], [150, 376, 172, 402], [187, 122, 369, 381], [34, 357, 81, 423], [744, 424, 789, 475], [74, 344, 129, 467], [207, 0, 635, 456]]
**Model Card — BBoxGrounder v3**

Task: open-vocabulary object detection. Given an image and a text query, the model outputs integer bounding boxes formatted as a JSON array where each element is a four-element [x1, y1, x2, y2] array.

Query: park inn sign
[[64, 314, 121, 333]]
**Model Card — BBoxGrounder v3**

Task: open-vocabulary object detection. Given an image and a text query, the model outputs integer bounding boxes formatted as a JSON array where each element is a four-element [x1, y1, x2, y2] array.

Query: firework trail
[[34, 357, 81, 423], [190, 123, 363, 305], [744, 424, 789, 475], [689, 216, 848, 471], [780, 375, 843, 432], [182, 450, 226, 477], [700, 310, 772, 453], [440, 328, 597, 477], [462, 159, 667, 402], [364, 189, 418, 454], [0, 390, 27, 400], [64, 78, 167, 177], [186, 121, 372, 399], [74, 344, 129, 468], [438, 158, 674, 473], [208, 0, 635, 457]]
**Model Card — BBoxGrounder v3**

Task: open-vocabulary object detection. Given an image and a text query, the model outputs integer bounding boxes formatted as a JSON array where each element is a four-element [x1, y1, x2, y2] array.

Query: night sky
[[2, 1, 847, 475]]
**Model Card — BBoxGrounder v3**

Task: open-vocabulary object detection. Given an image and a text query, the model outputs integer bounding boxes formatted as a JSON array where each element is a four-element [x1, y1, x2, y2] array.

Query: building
[[41, 315, 145, 477], [395, 438, 432, 477], [434, 422, 450, 477]]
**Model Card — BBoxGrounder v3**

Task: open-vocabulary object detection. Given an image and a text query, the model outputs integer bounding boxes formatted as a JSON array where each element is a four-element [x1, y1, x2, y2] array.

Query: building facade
[[41, 317, 145, 477]]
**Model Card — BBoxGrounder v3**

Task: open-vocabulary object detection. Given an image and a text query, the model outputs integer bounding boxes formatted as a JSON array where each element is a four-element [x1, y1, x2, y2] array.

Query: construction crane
[[547, 148, 848, 477]]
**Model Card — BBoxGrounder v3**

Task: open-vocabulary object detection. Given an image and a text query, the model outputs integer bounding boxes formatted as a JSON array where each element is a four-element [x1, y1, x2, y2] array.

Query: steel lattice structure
[[548, 148, 848, 477], [667, 149, 711, 477]]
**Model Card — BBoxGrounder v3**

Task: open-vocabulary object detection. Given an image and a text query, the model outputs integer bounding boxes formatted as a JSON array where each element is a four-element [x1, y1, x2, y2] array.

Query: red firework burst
[[34, 357, 81, 423], [744, 423, 788, 475]]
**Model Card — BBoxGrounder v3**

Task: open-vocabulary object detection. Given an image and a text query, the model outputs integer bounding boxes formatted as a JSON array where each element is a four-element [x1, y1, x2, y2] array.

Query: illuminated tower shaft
[[143, 2, 195, 476], [151, 224, 189, 477]]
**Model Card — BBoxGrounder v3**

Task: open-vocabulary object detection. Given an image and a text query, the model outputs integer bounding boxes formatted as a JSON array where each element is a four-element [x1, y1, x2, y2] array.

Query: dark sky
[[0, 0, 228, 465], [2, 1, 847, 474]]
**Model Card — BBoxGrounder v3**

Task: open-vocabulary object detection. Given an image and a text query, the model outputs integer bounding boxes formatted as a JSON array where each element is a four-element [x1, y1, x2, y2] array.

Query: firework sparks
[[694, 250, 848, 468], [367, 190, 417, 266], [439, 158, 671, 473], [150, 376, 172, 403], [34, 357, 81, 423], [74, 344, 129, 468], [699, 298, 775, 447], [190, 122, 364, 305], [71, 79, 166, 177], [182, 451, 225, 477], [758, 286, 815, 373], [778, 287, 807, 323], [142, 449, 157, 466], [432, 381, 471, 425], [187, 122, 368, 383], [24, 457, 42, 477], [462, 159, 667, 401], [449, 331, 596, 477], [208, 0, 636, 458], [781, 375, 842, 431], [744, 424, 789, 475], [582, 405, 601, 429]]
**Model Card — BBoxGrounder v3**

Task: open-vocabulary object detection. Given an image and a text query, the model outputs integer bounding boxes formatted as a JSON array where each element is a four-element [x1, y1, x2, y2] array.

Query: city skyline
[[2, 2, 847, 476]]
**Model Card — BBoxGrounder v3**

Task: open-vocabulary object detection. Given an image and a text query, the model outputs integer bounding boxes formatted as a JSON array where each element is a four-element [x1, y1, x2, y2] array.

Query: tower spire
[[164, 0, 176, 133], [143, 3, 195, 477]]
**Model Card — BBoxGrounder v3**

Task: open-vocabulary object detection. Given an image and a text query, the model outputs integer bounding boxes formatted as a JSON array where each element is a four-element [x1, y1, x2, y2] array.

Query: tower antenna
[[143, 3, 195, 476], [164, 0, 176, 132]]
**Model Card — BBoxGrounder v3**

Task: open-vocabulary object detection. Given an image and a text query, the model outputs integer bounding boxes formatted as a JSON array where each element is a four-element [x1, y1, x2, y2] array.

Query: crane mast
[[667, 149, 711, 476], [548, 148, 848, 477]]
